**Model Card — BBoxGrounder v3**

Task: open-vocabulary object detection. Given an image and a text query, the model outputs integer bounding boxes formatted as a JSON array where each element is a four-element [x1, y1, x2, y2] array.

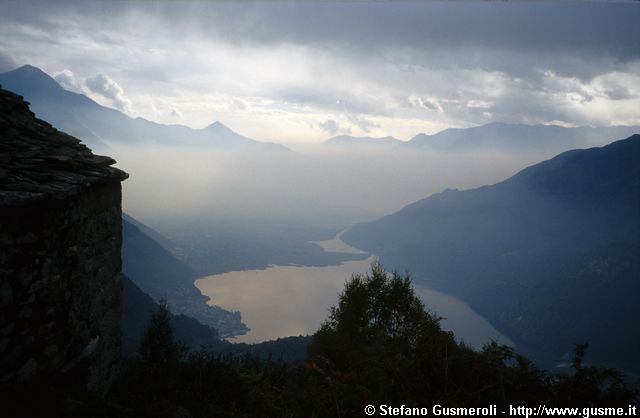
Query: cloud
[[0, 50, 16, 73], [346, 114, 379, 134], [595, 77, 637, 101], [408, 96, 444, 113], [318, 119, 339, 135], [85, 73, 132, 114], [53, 69, 84, 93], [0, 1, 638, 139], [317, 115, 380, 137], [318, 119, 350, 136], [170, 107, 183, 120]]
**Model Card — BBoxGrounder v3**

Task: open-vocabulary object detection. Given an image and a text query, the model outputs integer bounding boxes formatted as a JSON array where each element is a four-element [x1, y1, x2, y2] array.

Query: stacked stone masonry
[[0, 86, 128, 392]]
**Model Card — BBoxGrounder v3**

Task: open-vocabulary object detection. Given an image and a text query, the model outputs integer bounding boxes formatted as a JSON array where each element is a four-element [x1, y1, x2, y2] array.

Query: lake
[[195, 233, 513, 348]]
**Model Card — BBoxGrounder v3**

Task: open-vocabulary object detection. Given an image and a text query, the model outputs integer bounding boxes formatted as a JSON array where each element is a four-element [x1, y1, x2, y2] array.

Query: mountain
[[405, 122, 640, 155], [122, 213, 175, 252], [343, 135, 640, 371], [324, 135, 402, 149], [121, 275, 220, 356], [322, 123, 639, 155], [0, 65, 289, 152], [122, 216, 248, 338]]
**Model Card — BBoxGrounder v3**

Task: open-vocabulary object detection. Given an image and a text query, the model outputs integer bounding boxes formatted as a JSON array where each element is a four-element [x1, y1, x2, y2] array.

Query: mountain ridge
[[0, 65, 289, 152], [404, 122, 640, 154], [122, 216, 249, 338], [342, 135, 640, 371]]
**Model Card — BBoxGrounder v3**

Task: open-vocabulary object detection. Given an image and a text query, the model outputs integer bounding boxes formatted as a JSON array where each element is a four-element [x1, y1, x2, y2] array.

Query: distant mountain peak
[[16, 64, 45, 73], [0, 64, 64, 94], [201, 120, 247, 140], [7, 64, 57, 81], [0, 65, 290, 152], [203, 121, 233, 133]]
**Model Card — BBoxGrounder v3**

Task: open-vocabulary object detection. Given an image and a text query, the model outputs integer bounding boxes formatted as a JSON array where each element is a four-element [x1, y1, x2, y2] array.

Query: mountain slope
[[121, 275, 220, 356], [343, 135, 640, 371], [122, 216, 248, 338], [405, 122, 639, 155], [0, 65, 289, 152]]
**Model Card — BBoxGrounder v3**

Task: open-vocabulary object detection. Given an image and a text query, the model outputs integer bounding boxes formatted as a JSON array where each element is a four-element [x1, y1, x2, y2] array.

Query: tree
[[307, 262, 461, 412], [310, 261, 446, 360], [306, 262, 552, 411], [138, 297, 185, 364]]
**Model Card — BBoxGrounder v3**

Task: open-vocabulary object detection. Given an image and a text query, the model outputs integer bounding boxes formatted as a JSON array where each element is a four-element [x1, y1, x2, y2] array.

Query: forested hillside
[[344, 136, 640, 371]]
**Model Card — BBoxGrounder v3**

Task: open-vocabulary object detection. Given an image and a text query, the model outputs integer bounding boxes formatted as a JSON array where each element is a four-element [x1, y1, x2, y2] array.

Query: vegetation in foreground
[[3, 264, 637, 417], [109, 263, 636, 417]]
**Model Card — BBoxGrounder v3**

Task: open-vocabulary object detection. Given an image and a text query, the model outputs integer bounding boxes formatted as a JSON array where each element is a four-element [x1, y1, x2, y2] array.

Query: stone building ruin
[[0, 86, 128, 392]]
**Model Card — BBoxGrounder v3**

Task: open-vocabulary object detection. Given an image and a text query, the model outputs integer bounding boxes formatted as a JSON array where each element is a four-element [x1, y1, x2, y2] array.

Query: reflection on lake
[[310, 230, 367, 254], [195, 256, 513, 347], [196, 257, 376, 343]]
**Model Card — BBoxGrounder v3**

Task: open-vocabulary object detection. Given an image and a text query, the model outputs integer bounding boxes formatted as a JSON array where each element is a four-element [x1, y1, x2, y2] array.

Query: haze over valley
[[2, 58, 639, 370], [1, 3, 639, 409]]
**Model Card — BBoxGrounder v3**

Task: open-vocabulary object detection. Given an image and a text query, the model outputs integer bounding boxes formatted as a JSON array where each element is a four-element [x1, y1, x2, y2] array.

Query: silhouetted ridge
[[343, 135, 640, 372], [122, 216, 248, 338], [0, 65, 65, 96], [0, 65, 290, 152], [405, 122, 640, 154]]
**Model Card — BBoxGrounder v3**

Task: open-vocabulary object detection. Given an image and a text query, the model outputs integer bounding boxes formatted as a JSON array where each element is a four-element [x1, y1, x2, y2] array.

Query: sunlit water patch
[[310, 230, 367, 254], [195, 257, 376, 343], [195, 233, 513, 347]]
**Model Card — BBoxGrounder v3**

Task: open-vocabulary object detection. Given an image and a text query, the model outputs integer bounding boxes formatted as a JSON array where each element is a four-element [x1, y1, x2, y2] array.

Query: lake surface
[[310, 231, 367, 254], [195, 234, 513, 347]]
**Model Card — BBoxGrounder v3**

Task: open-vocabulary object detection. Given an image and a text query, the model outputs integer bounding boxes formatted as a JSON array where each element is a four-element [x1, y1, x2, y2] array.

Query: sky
[[1, 0, 639, 144]]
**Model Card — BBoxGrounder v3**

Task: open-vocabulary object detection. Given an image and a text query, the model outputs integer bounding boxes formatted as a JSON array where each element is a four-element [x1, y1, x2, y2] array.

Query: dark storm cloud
[[136, 2, 639, 57], [4, 1, 639, 60], [164, 1, 640, 78], [2, 1, 639, 83], [1, 1, 638, 134]]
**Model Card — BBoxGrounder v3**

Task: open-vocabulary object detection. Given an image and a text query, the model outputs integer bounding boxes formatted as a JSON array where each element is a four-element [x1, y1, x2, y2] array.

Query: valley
[[195, 232, 513, 348], [2, 2, 639, 414], [2, 62, 638, 375]]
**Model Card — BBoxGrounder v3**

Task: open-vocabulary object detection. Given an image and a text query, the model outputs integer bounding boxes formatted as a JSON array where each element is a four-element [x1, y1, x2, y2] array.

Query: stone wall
[[0, 180, 123, 392]]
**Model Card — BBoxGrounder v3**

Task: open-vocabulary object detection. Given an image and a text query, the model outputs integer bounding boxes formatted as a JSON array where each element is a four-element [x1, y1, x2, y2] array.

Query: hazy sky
[[1, 0, 639, 143]]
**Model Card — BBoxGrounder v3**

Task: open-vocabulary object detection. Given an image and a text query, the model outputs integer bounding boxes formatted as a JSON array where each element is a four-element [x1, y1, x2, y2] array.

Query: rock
[[173, 406, 194, 418], [0, 282, 12, 308], [18, 271, 32, 287], [0, 337, 9, 353], [18, 305, 32, 319], [44, 343, 58, 358], [0, 322, 15, 337], [0, 232, 12, 245], [28, 279, 47, 294], [16, 358, 37, 381], [0, 86, 126, 392], [37, 321, 56, 336], [0, 345, 21, 373], [16, 232, 38, 244]]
